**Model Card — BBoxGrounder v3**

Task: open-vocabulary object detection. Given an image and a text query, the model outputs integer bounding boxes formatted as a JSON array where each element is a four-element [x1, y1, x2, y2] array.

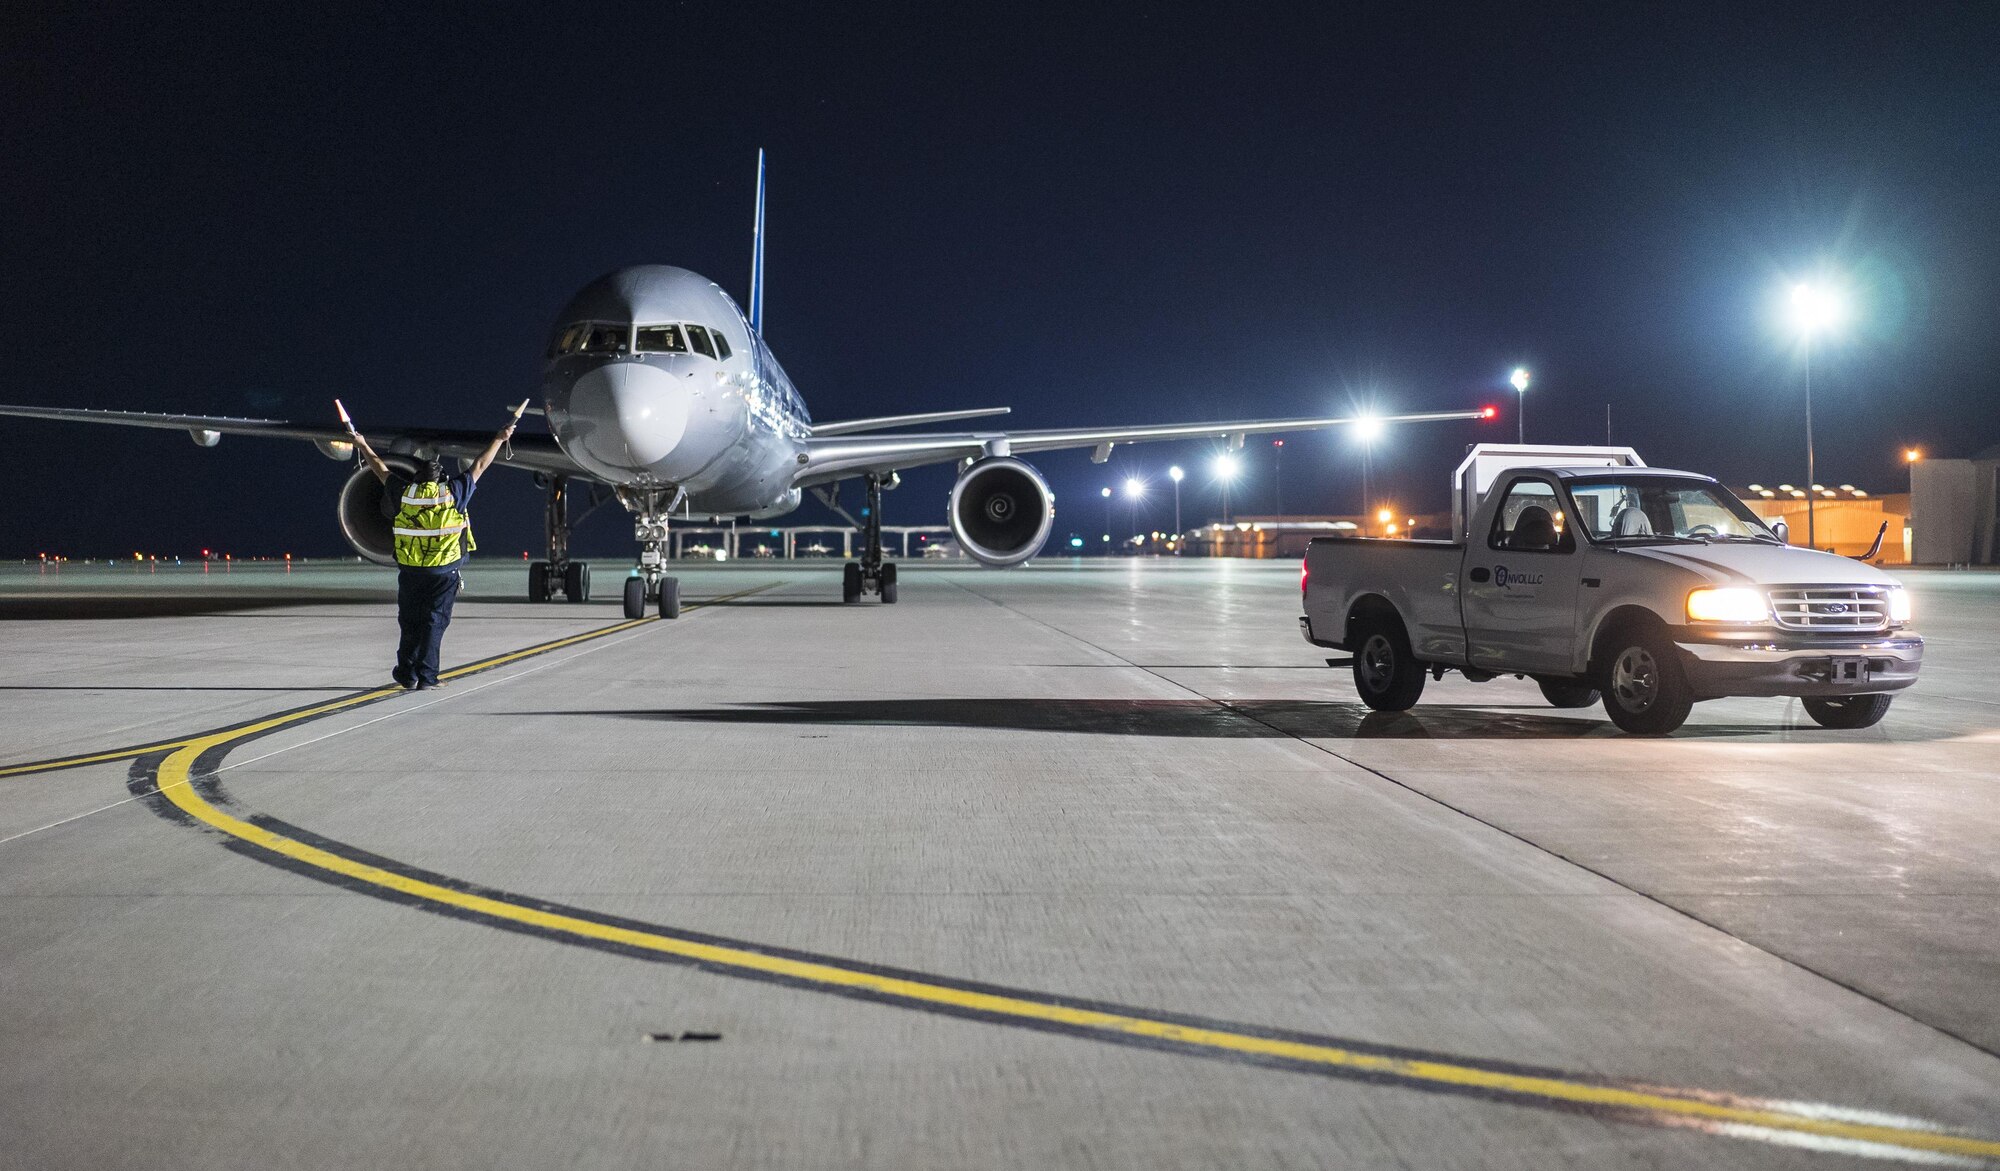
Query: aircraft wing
[[0, 403, 588, 478], [793, 407, 1493, 487]]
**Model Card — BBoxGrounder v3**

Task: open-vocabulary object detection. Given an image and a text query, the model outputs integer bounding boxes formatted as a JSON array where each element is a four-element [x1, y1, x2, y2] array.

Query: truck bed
[[1301, 536, 1467, 662]]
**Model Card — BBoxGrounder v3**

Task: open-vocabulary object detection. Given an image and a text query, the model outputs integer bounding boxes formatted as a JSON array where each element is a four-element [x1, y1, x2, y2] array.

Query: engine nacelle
[[337, 461, 422, 566], [949, 457, 1054, 567]]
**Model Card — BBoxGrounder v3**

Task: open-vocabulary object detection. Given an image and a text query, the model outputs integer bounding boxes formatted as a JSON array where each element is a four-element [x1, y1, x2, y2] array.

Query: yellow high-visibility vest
[[391, 480, 474, 567]]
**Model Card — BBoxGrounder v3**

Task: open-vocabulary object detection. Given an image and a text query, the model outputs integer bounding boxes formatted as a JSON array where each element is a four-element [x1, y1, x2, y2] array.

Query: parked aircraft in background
[[0, 152, 1492, 618]]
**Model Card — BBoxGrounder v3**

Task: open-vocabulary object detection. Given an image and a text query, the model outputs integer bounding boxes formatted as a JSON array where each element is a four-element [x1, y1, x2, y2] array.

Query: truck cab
[[1299, 445, 1922, 734]]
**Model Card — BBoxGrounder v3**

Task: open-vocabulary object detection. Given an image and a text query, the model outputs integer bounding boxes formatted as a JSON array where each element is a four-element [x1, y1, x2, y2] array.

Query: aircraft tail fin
[[748, 149, 767, 335]]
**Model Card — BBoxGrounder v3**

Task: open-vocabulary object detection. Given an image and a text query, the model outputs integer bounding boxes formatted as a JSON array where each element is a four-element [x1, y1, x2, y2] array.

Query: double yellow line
[[10, 591, 2000, 1165]]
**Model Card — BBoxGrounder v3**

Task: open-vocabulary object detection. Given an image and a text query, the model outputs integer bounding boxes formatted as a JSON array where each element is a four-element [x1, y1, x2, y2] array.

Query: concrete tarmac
[[2, 559, 1998, 1169]]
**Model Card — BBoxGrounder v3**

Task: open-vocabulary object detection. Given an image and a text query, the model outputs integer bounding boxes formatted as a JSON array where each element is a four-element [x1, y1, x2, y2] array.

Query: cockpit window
[[581, 324, 629, 354], [685, 324, 717, 359], [635, 324, 687, 353], [710, 329, 731, 360], [548, 323, 589, 358]]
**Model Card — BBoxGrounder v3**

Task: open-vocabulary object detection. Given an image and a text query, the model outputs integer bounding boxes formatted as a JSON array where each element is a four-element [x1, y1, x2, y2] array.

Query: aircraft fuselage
[[541, 265, 809, 518]]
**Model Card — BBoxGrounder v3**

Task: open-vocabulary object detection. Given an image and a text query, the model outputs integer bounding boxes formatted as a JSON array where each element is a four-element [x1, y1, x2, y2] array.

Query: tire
[[1351, 618, 1427, 712], [880, 563, 898, 604], [527, 561, 551, 603], [622, 576, 646, 620], [658, 576, 681, 619], [563, 561, 590, 603], [1802, 694, 1892, 729], [1598, 624, 1694, 735], [842, 562, 862, 603], [1536, 677, 1601, 708]]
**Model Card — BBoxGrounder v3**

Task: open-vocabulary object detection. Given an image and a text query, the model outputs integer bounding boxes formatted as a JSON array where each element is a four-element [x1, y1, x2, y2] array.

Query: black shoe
[[417, 679, 446, 690], [392, 674, 416, 690]]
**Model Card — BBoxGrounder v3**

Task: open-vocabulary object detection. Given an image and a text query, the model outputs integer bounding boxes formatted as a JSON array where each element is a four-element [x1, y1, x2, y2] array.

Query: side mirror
[[1772, 519, 1790, 545]]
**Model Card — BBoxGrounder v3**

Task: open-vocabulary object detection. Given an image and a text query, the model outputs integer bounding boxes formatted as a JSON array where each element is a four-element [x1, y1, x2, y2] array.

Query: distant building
[[1732, 485, 1909, 563], [1184, 513, 1452, 558], [1908, 446, 2000, 565]]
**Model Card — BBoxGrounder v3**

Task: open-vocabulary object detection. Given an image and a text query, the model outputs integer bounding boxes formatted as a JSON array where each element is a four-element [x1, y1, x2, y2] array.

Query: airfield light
[[1214, 453, 1239, 479], [1786, 282, 1849, 337], [1168, 465, 1184, 482], [1070, 536, 1084, 548], [1905, 448, 1921, 463], [1376, 508, 1393, 525], [1124, 477, 1145, 499], [1353, 414, 1385, 442], [1509, 368, 1530, 442], [1510, 367, 1530, 393], [1385, 523, 1399, 535], [1100, 486, 1112, 498]]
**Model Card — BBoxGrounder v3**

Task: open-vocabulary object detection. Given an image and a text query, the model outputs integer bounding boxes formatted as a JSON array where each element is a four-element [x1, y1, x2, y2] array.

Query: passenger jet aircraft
[[0, 153, 1490, 618]]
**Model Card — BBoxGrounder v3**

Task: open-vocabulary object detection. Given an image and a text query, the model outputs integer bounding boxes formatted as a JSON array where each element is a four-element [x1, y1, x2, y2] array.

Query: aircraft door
[[1462, 476, 1582, 674]]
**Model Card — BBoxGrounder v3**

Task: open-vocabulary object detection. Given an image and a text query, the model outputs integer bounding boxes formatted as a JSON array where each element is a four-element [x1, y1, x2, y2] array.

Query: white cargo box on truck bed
[[1451, 444, 1645, 540]]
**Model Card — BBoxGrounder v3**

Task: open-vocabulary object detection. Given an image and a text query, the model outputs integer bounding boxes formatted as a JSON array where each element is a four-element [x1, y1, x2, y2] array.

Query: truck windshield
[[1566, 477, 1777, 543]]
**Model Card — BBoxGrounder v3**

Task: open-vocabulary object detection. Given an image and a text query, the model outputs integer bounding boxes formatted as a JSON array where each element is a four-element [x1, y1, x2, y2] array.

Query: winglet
[[748, 149, 767, 335]]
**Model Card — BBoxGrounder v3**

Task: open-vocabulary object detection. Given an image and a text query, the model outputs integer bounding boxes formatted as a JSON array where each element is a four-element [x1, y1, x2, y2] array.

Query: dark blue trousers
[[394, 569, 461, 687]]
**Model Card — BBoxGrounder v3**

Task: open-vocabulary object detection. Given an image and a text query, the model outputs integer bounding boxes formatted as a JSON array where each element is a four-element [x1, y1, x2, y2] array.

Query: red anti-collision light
[[1481, 405, 1499, 419]]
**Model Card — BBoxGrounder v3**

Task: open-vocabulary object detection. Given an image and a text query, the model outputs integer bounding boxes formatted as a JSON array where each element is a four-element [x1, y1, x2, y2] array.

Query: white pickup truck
[[1299, 444, 1922, 734]]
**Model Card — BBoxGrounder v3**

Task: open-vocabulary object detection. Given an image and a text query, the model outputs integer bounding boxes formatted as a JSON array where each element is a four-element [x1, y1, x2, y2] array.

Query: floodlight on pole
[[1123, 477, 1145, 500], [1784, 279, 1850, 550], [1213, 453, 1240, 525], [1509, 368, 1530, 443], [1353, 414, 1384, 524]]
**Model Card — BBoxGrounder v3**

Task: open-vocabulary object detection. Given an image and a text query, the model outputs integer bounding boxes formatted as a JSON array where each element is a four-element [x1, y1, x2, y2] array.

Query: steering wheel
[[1685, 524, 1719, 537]]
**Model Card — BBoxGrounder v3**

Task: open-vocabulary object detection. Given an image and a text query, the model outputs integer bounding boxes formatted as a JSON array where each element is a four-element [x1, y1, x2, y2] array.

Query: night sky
[[4, 3, 1996, 559]]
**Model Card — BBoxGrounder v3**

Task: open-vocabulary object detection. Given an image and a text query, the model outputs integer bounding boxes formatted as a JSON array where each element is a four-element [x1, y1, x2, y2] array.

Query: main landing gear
[[527, 474, 593, 604], [618, 484, 682, 620], [840, 472, 898, 605]]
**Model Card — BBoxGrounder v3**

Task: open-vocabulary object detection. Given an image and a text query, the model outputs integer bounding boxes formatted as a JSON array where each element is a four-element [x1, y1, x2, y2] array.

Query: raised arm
[[469, 418, 517, 482], [350, 431, 393, 483]]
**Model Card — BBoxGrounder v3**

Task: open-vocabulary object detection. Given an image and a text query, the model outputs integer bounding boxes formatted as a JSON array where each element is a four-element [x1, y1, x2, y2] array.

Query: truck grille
[[1767, 586, 1891, 632]]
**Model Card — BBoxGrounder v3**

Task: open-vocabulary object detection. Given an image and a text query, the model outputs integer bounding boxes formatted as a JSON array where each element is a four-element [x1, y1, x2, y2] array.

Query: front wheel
[[658, 576, 681, 619], [563, 561, 590, 603], [1536, 677, 1600, 708], [880, 563, 899, 604], [1802, 694, 1892, 729], [1352, 620, 1427, 711], [842, 563, 862, 603], [528, 561, 552, 603], [622, 576, 646, 620], [1598, 625, 1693, 735]]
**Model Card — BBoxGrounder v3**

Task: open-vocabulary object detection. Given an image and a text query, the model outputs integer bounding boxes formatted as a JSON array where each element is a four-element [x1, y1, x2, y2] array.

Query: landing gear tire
[[880, 563, 899, 604], [1352, 619, 1427, 712], [563, 561, 590, 603], [1598, 625, 1694, 735], [1802, 694, 1892, 729], [842, 562, 862, 604], [528, 561, 553, 603], [1536, 677, 1601, 708], [658, 576, 681, 620], [623, 577, 646, 620]]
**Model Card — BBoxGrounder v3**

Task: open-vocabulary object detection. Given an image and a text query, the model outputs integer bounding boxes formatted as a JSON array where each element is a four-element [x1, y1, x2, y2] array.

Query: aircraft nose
[[567, 360, 691, 472]]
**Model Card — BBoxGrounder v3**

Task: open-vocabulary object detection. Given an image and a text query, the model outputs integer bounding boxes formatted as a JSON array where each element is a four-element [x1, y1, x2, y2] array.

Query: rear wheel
[[1352, 619, 1427, 711], [622, 576, 646, 620], [1598, 625, 1693, 735], [842, 562, 862, 604], [658, 576, 681, 619], [1802, 694, 1892, 729], [527, 561, 552, 603], [563, 561, 590, 603], [880, 563, 899, 604], [1536, 677, 1600, 708]]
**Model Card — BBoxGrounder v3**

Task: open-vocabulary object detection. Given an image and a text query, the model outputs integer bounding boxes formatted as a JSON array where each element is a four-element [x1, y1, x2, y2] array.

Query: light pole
[[1124, 476, 1145, 550], [1353, 414, 1384, 531], [1100, 485, 1113, 554], [1786, 281, 1848, 551], [1168, 465, 1184, 539], [1510, 367, 1530, 444], [1271, 439, 1285, 514], [1214, 453, 1240, 525]]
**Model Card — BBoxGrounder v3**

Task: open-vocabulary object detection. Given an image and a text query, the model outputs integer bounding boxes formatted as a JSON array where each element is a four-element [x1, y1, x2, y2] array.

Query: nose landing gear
[[619, 485, 683, 620]]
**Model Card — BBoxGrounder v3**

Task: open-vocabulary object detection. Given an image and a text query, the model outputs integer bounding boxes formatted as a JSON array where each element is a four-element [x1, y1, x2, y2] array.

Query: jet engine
[[948, 457, 1054, 567], [337, 461, 420, 566]]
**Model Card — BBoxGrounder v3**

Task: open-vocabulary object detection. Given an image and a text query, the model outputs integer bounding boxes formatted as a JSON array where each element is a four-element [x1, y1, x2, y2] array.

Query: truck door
[[1462, 475, 1583, 674]]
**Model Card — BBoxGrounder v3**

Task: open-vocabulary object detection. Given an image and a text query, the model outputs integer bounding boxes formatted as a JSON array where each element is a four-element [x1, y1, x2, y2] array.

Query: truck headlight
[[1686, 587, 1769, 623], [1888, 587, 1911, 625]]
